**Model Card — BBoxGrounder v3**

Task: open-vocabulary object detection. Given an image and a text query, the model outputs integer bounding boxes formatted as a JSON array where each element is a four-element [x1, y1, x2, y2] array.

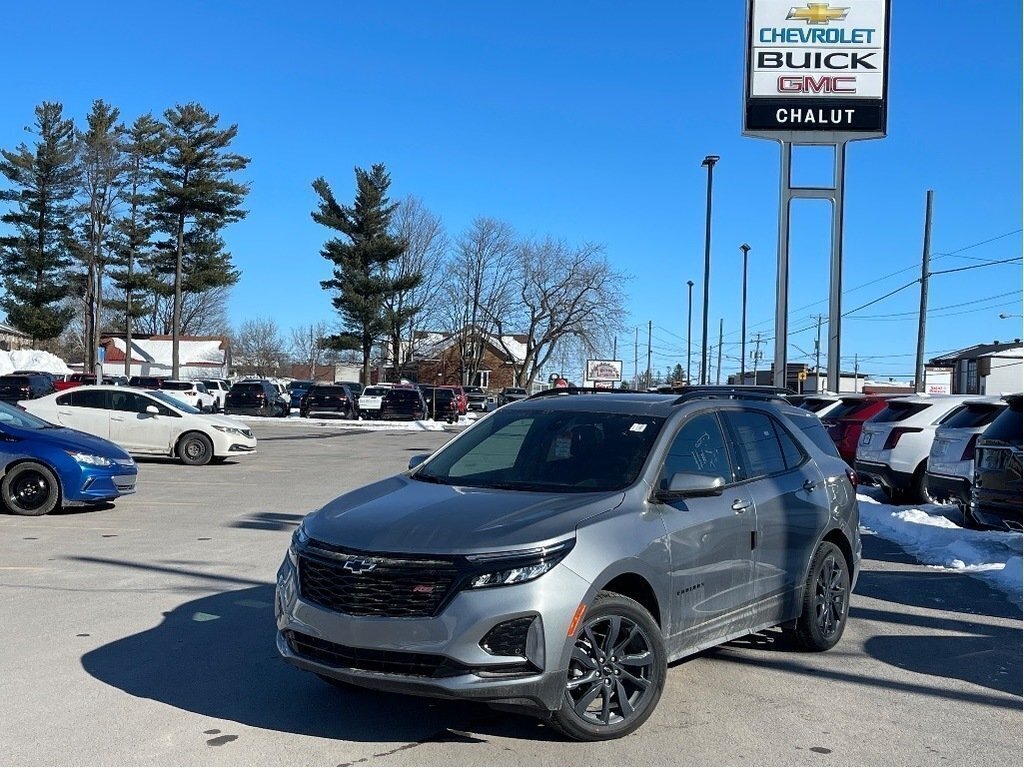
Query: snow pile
[[858, 491, 1023, 607], [0, 349, 73, 376]]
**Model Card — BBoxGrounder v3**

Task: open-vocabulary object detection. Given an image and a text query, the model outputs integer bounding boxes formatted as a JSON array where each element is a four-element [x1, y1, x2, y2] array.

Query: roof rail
[[656, 385, 795, 406], [525, 386, 643, 400]]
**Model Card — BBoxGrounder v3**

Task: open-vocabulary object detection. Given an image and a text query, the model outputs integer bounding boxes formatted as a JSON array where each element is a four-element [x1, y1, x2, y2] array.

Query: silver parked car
[[276, 388, 860, 741]]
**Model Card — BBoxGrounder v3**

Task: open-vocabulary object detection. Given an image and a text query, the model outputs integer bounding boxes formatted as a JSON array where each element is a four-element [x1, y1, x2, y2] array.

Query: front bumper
[[63, 465, 137, 504], [855, 460, 912, 493], [275, 554, 586, 712]]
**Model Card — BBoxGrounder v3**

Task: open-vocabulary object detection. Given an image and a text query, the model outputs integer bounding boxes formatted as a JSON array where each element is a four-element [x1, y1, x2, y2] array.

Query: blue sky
[[2, 1, 1021, 382]]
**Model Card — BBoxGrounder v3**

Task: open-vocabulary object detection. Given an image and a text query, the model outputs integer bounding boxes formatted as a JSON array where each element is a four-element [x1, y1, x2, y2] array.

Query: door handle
[[732, 499, 752, 513], [803, 479, 818, 492], [111, 416, 125, 422]]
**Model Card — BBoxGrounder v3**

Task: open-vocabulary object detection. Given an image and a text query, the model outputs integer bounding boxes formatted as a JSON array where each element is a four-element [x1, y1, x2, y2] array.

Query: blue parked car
[[288, 380, 315, 410], [0, 401, 137, 516]]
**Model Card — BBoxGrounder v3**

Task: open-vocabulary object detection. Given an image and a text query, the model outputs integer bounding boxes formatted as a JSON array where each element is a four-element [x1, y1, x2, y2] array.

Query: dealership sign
[[585, 359, 622, 382], [744, 0, 890, 139]]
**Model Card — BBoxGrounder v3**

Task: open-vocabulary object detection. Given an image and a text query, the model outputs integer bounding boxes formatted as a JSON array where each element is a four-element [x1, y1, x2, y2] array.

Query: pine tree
[[108, 113, 163, 375], [75, 99, 127, 369], [152, 103, 249, 377], [312, 164, 417, 385], [0, 102, 78, 344]]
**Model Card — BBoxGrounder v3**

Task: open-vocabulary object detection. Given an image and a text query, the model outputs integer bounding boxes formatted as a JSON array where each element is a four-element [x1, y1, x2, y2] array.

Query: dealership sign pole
[[743, 0, 890, 391]]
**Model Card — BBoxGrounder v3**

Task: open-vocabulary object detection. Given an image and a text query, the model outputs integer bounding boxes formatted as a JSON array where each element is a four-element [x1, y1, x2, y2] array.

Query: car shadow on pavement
[[228, 511, 306, 532], [80, 583, 548, 743]]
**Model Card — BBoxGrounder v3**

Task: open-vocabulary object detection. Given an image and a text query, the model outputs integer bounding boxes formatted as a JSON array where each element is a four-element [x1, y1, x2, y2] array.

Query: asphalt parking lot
[[1, 420, 1021, 766]]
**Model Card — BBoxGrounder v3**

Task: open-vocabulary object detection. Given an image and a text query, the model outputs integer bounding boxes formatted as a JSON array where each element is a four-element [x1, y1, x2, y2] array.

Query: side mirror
[[145, 405, 160, 416], [655, 472, 726, 502], [408, 454, 430, 470]]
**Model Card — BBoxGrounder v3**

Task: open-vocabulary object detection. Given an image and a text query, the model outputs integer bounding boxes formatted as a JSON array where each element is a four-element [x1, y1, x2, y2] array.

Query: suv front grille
[[298, 543, 459, 617], [285, 630, 464, 677]]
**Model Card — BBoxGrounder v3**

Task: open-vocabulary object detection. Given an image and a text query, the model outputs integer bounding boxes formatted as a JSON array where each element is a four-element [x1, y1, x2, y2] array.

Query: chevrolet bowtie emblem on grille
[[342, 558, 377, 574], [787, 3, 849, 24]]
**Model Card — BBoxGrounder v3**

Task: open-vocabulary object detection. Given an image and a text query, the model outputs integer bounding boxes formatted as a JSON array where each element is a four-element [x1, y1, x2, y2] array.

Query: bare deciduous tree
[[441, 217, 516, 384], [139, 284, 230, 337], [290, 321, 331, 372], [232, 317, 287, 377], [383, 196, 448, 369], [486, 237, 628, 388]]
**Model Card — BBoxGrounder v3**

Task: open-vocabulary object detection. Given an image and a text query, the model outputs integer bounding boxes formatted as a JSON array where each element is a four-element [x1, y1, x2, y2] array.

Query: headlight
[[212, 425, 247, 436], [466, 539, 574, 589], [288, 521, 311, 564], [66, 451, 113, 467]]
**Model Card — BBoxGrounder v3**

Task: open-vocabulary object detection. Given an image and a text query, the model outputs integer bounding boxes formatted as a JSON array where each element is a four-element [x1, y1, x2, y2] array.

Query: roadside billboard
[[743, 0, 890, 141], [585, 359, 622, 383]]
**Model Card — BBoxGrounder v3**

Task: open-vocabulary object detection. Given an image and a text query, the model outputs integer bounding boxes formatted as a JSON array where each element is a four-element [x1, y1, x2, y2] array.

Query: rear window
[[363, 387, 388, 397], [823, 398, 871, 421], [786, 409, 843, 459], [982, 398, 1022, 444], [161, 381, 192, 391], [312, 386, 347, 396], [800, 397, 839, 413], [388, 390, 420, 402], [231, 383, 265, 393], [0, 376, 29, 386], [868, 401, 930, 423], [940, 402, 1005, 429]]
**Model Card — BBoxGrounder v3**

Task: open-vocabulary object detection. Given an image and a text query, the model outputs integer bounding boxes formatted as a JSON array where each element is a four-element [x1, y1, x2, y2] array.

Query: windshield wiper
[[413, 472, 452, 485]]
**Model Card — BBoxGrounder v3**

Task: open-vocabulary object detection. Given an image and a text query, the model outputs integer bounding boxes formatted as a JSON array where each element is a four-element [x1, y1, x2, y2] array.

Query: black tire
[[550, 591, 666, 742], [910, 464, 935, 505], [1, 461, 61, 516], [178, 432, 214, 466], [210, 456, 228, 465], [787, 541, 851, 652]]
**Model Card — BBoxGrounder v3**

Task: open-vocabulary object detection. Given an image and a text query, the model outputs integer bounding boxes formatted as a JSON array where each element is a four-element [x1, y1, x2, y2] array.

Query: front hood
[[303, 476, 624, 554], [203, 413, 254, 431], [11, 425, 131, 460]]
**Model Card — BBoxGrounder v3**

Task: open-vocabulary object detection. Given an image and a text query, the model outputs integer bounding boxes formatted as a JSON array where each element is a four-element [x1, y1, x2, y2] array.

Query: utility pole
[[915, 190, 934, 393], [686, 280, 694, 385], [646, 320, 652, 389], [739, 244, 750, 383], [811, 314, 827, 392], [612, 336, 617, 361], [751, 332, 763, 383], [633, 327, 639, 389], [716, 318, 724, 385], [854, 353, 860, 392]]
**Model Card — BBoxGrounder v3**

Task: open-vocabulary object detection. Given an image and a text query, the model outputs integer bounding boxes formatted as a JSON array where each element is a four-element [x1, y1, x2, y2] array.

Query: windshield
[[147, 390, 201, 414], [0, 400, 57, 430], [414, 407, 665, 493], [363, 387, 388, 397]]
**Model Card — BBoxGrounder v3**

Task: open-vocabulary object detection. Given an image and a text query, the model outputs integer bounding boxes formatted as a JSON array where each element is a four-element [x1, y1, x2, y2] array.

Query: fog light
[[481, 617, 534, 657]]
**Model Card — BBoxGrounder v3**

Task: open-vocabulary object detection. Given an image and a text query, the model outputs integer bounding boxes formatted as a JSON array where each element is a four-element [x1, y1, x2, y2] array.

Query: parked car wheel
[[910, 464, 935, 505], [550, 591, 666, 742], [178, 432, 214, 466], [1, 461, 61, 516], [787, 541, 850, 652]]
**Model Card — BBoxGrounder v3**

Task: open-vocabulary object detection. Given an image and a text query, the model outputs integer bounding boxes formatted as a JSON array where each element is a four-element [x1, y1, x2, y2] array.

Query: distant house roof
[[100, 334, 228, 368], [929, 341, 1024, 365], [411, 329, 527, 365], [0, 322, 30, 338]]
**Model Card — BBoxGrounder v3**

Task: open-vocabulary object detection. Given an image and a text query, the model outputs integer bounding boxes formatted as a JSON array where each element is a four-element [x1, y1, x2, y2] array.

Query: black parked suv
[[277, 386, 859, 741], [300, 384, 358, 419], [421, 386, 457, 423], [379, 387, 426, 421], [225, 380, 288, 417], [0, 374, 56, 403], [970, 393, 1022, 531]]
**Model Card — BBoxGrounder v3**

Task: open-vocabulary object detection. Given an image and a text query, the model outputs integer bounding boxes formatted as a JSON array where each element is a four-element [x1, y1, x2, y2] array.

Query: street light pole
[[700, 154, 719, 386], [739, 243, 750, 384], [686, 280, 694, 384]]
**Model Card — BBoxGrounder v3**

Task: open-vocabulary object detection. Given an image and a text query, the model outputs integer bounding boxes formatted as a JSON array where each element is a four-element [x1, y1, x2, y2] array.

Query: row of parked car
[[793, 391, 1022, 531]]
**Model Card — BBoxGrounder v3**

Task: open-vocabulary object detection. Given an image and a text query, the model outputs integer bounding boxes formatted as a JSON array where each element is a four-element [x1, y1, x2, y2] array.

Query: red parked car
[[822, 394, 899, 465], [437, 385, 468, 415]]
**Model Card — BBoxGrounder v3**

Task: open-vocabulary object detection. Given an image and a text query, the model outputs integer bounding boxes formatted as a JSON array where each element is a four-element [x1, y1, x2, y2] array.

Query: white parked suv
[[160, 380, 216, 412], [925, 397, 1007, 514], [856, 394, 973, 503], [355, 385, 391, 419]]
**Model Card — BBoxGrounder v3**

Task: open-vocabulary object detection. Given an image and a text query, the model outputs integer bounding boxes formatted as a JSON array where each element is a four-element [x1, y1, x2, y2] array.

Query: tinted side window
[[660, 412, 731, 489], [721, 410, 788, 480], [982, 399, 1023, 444], [786, 409, 842, 459], [774, 420, 806, 470], [69, 389, 109, 409], [111, 390, 153, 414]]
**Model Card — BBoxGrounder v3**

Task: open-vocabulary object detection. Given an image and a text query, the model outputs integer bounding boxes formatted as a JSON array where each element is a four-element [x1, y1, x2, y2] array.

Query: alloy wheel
[[814, 552, 848, 639], [12, 471, 48, 511]]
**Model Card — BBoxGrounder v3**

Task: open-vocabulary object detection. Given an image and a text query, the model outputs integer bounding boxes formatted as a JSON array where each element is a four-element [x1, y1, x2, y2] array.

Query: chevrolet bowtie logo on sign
[[743, 0, 889, 137], [342, 558, 377, 574], [787, 3, 849, 25]]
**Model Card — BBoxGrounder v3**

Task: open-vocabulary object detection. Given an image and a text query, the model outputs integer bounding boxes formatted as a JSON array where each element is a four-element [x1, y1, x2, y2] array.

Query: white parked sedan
[[22, 386, 256, 466]]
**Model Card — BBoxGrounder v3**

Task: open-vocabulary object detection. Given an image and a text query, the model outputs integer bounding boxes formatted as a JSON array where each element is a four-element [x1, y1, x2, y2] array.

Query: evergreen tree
[[152, 103, 249, 377], [108, 113, 162, 375], [75, 99, 127, 369], [0, 102, 78, 344], [312, 164, 416, 385]]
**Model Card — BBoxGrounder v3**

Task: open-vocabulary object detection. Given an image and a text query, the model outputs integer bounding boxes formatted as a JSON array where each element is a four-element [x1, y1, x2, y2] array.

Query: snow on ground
[[858, 489, 1022, 608], [0, 349, 73, 376]]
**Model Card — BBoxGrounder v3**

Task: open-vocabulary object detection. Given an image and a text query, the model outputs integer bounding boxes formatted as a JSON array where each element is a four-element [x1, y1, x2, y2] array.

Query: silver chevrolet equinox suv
[[276, 387, 860, 741]]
